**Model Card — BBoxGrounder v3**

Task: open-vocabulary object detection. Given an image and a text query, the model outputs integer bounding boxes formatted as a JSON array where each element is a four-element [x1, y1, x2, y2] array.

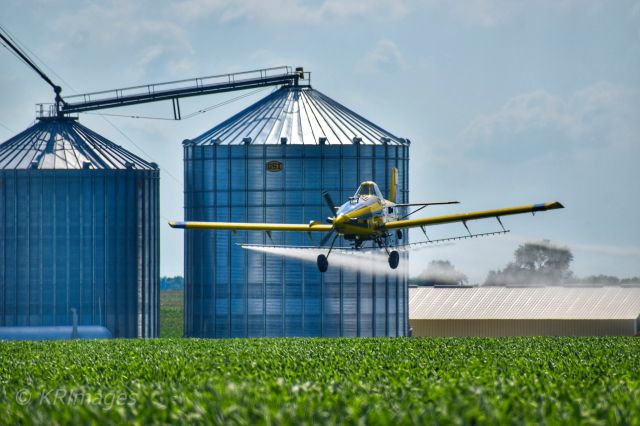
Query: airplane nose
[[333, 214, 347, 226]]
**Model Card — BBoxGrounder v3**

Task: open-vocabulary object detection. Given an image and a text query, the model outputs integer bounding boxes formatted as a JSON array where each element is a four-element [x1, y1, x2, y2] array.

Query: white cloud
[[167, 58, 196, 75], [464, 90, 565, 138], [50, 2, 188, 48], [502, 234, 640, 260], [39, 0, 607, 38], [419, 0, 603, 27], [173, 0, 594, 26], [137, 45, 165, 69], [572, 242, 640, 259], [357, 40, 406, 74], [46, 1, 194, 77], [172, 0, 408, 24], [462, 81, 640, 149], [249, 50, 305, 70], [423, 0, 519, 27]]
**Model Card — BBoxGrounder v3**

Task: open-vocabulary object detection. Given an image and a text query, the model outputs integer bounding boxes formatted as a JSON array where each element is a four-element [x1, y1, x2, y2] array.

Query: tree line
[[410, 240, 640, 287]]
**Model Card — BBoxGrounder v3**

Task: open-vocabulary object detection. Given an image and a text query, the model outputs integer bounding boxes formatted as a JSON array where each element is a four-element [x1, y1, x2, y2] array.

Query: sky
[[1, 0, 639, 284]]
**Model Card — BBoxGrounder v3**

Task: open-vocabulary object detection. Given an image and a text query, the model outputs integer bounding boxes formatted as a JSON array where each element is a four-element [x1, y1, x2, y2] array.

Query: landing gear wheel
[[388, 250, 400, 269], [317, 254, 329, 273], [396, 230, 403, 240]]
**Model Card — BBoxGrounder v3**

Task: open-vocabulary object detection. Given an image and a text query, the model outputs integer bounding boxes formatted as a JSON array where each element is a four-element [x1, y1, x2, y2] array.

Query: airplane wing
[[168, 220, 333, 232], [383, 201, 564, 230]]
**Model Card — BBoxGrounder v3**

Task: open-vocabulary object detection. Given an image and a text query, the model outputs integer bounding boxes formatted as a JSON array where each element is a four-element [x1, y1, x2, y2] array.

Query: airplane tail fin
[[389, 167, 398, 203]]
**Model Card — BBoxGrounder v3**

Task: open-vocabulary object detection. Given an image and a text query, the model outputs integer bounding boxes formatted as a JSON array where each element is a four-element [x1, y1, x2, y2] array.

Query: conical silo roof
[[0, 117, 156, 170], [186, 86, 409, 146]]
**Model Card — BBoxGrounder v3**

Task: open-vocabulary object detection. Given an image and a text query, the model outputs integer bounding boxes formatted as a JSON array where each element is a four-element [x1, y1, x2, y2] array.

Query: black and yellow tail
[[389, 168, 397, 203]]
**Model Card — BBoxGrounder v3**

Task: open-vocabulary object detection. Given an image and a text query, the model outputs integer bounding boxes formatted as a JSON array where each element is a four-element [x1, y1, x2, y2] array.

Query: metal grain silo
[[0, 117, 159, 338], [184, 84, 409, 338]]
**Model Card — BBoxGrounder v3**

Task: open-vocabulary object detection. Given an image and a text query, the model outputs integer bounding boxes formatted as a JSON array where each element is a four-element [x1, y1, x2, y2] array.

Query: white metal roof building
[[409, 286, 640, 337]]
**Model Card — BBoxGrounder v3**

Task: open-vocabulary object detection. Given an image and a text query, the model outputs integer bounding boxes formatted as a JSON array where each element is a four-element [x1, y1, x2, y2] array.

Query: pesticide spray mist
[[241, 242, 451, 275]]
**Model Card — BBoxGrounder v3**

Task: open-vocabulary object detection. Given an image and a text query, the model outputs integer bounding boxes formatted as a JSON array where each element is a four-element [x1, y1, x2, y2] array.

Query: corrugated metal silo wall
[[184, 144, 409, 337], [0, 170, 159, 337]]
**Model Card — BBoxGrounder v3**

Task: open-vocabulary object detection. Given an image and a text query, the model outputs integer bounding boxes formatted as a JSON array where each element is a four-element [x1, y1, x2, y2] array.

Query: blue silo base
[[0, 326, 112, 341]]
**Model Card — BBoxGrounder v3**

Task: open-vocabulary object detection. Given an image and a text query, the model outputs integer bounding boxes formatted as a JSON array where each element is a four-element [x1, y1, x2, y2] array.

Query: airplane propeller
[[319, 229, 335, 246], [320, 191, 338, 246], [323, 191, 337, 214]]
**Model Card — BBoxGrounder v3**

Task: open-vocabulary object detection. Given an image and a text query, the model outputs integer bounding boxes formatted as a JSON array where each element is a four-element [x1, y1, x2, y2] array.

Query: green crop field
[[0, 338, 638, 425], [160, 290, 183, 338]]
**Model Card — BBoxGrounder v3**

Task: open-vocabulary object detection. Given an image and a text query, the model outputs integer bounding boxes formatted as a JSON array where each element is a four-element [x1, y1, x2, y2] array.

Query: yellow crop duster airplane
[[169, 168, 563, 272]]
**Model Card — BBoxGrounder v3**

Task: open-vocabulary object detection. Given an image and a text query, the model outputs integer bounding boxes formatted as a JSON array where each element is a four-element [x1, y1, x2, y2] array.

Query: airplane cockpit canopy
[[355, 181, 383, 199]]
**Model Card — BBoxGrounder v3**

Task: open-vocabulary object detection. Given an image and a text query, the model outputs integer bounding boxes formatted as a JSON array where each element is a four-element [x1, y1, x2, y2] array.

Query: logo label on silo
[[266, 161, 283, 172]]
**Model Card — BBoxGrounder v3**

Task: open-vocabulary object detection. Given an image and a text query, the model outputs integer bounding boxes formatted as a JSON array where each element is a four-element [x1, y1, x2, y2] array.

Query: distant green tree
[[485, 240, 573, 286], [578, 275, 620, 285], [574, 275, 640, 285], [160, 276, 184, 291], [410, 260, 468, 286]]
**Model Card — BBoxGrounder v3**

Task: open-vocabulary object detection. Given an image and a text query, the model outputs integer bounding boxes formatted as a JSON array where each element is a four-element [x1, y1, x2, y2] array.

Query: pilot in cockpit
[[354, 181, 383, 199]]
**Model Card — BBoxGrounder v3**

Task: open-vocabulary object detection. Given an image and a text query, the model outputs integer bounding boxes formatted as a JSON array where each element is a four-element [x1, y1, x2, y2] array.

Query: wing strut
[[420, 226, 431, 242], [399, 204, 428, 220], [462, 221, 472, 237], [397, 201, 460, 220]]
